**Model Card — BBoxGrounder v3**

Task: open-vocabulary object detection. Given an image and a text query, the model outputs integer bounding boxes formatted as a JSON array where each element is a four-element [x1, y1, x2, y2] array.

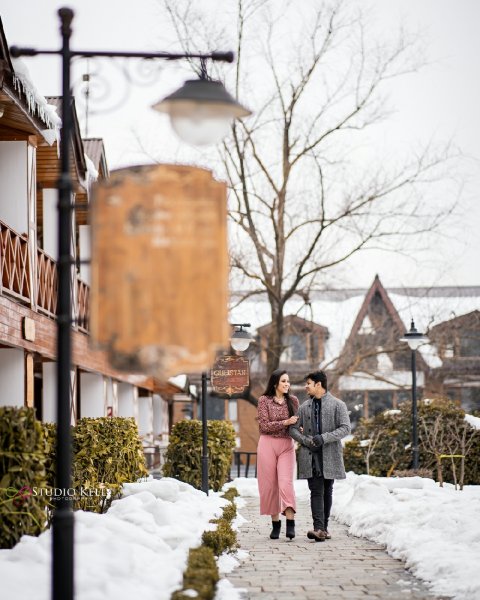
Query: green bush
[[0, 407, 49, 549], [219, 501, 237, 523], [171, 546, 219, 600], [72, 417, 148, 512], [163, 419, 236, 492], [344, 398, 480, 486], [202, 519, 238, 556], [222, 486, 239, 503]]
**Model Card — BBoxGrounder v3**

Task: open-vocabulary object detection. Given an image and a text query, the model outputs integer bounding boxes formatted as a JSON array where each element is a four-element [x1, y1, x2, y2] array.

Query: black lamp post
[[200, 322, 252, 494], [400, 319, 429, 470], [10, 8, 248, 600]]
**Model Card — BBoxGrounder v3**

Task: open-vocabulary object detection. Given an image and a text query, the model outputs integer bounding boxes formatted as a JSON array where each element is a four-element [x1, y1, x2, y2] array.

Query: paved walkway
[[227, 497, 450, 600]]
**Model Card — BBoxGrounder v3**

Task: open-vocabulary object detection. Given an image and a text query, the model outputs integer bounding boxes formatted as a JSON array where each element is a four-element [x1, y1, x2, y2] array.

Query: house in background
[[427, 310, 480, 411], [231, 276, 480, 451], [0, 19, 182, 457]]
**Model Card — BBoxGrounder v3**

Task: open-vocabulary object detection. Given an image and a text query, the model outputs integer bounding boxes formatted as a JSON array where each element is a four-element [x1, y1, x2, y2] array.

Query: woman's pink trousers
[[257, 434, 296, 515]]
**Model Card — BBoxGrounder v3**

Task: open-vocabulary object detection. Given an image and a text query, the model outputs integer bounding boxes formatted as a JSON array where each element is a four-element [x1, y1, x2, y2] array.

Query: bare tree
[[420, 413, 446, 486], [159, 0, 458, 374]]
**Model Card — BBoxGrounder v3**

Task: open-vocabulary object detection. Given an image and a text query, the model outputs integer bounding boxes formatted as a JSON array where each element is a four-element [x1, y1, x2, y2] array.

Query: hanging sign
[[211, 355, 250, 396], [90, 164, 229, 377]]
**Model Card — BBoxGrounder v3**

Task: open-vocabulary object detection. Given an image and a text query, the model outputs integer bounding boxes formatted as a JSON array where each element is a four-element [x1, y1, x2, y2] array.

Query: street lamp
[[10, 8, 248, 600], [230, 322, 252, 352], [201, 323, 252, 494], [400, 319, 429, 470], [153, 78, 251, 145]]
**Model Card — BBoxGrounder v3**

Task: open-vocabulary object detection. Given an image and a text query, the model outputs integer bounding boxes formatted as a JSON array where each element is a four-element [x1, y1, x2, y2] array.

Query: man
[[289, 370, 351, 542]]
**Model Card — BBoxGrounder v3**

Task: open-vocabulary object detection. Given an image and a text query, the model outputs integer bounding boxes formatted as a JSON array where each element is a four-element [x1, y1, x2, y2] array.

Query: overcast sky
[[1, 0, 479, 290]]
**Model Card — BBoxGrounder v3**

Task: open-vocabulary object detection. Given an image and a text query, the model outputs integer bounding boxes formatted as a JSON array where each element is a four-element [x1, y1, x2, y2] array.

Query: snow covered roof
[[230, 283, 480, 368]]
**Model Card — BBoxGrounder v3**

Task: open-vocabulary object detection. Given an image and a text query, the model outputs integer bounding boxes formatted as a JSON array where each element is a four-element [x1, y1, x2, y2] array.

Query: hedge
[[344, 398, 480, 486], [163, 419, 236, 492], [171, 488, 239, 600], [0, 407, 49, 549], [72, 417, 148, 512]]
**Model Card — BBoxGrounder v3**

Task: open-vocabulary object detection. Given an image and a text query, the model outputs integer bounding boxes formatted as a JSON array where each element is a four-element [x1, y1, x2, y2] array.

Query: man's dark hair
[[306, 370, 328, 391]]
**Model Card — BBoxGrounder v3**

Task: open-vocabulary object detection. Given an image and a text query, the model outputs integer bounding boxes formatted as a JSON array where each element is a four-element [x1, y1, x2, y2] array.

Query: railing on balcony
[[77, 278, 90, 332], [36, 248, 58, 318], [1, 219, 90, 332], [0, 219, 31, 303]]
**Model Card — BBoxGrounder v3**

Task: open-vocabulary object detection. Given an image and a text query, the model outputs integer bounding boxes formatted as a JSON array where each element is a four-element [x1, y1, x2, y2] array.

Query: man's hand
[[312, 434, 324, 447]]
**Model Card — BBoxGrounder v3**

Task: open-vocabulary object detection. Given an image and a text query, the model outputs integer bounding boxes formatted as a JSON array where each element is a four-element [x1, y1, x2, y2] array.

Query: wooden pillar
[[25, 352, 34, 408]]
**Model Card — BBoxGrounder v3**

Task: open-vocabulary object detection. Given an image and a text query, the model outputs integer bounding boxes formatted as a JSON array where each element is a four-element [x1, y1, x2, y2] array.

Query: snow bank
[[0, 478, 228, 600], [331, 473, 480, 600]]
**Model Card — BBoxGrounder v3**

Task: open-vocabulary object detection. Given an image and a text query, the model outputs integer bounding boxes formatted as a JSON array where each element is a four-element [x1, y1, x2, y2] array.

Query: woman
[[256, 369, 299, 540]]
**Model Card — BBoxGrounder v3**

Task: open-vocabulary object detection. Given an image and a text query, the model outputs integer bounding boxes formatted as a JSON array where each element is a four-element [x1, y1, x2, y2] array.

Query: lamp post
[[400, 319, 429, 470], [200, 323, 252, 494], [11, 8, 248, 600]]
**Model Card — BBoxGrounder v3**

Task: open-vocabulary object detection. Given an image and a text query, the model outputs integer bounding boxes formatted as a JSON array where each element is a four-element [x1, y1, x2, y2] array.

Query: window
[[343, 391, 365, 430], [281, 334, 307, 361], [460, 331, 480, 357], [368, 391, 394, 416], [460, 387, 480, 412]]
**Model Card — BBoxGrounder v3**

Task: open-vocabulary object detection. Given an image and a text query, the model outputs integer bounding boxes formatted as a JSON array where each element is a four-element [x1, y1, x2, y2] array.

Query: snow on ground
[[465, 413, 480, 430], [331, 473, 480, 600], [228, 474, 480, 600], [0, 477, 230, 600]]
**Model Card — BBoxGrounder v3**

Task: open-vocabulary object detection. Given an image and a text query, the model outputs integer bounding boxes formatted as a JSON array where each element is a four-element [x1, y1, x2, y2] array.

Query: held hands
[[283, 415, 299, 426]]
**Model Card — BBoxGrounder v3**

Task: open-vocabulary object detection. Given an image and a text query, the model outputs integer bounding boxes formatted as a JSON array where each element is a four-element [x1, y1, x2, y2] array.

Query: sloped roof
[[83, 138, 109, 178], [0, 17, 58, 136], [230, 281, 480, 368]]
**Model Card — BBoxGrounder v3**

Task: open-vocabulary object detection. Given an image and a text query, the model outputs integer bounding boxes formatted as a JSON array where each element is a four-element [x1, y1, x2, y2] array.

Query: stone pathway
[[227, 497, 450, 600]]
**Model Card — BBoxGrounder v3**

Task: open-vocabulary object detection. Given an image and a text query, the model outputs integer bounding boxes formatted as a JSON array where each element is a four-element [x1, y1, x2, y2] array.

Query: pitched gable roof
[[342, 275, 406, 352]]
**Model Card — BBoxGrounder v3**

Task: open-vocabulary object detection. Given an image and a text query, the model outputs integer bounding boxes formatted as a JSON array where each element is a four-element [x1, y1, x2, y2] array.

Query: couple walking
[[256, 369, 351, 542]]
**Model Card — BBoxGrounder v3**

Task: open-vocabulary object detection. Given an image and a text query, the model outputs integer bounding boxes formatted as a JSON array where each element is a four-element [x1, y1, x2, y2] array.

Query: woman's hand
[[283, 415, 299, 426]]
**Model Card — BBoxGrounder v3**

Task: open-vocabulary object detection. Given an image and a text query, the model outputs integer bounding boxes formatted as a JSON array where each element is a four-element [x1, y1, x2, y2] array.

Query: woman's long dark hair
[[263, 369, 295, 417]]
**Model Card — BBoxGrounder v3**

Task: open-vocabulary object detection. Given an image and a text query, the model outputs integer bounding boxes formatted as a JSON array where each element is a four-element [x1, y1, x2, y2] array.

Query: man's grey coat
[[289, 392, 351, 480]]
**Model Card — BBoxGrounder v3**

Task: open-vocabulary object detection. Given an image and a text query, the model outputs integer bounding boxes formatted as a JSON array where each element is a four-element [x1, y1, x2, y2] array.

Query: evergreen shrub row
[[344, 398, 480, 486], [171, 488, 239, 600], [163, 419, 236, 491], [0, 407, 49, 549], [0, 409, 148, 548]]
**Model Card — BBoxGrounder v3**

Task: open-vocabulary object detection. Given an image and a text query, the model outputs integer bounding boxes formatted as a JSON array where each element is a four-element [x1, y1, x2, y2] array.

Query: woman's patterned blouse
[[257, 394, 299, 438]]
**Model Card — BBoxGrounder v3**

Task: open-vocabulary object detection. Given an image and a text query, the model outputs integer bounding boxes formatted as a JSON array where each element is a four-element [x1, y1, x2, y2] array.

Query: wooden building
[[0, 19, 181, 451]]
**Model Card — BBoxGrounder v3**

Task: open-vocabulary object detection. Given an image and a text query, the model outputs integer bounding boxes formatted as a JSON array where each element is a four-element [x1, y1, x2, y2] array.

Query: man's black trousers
[[307, 476, 334, 531]]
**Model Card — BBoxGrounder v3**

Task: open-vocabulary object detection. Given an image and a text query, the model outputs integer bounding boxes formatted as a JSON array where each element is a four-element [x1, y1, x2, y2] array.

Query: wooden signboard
[[211, 355, 250, 396], [90, 164, 229, 377]]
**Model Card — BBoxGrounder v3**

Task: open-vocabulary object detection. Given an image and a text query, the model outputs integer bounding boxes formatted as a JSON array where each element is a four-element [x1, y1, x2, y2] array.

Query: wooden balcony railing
[[0, 219, 31, 303], [36, 248, 58, 317], [1, 219, 90, 332], [77, 278, 90, 332]]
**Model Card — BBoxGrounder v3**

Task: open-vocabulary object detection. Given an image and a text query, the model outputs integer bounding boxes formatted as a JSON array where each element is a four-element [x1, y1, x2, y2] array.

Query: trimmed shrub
[[202, 519, 238, 556], [222, 487, 239, 503], [163, 419, 236, 492], [0, 407, 49, 549], [72, 417, 148, 512], [171, 546, 219, 600], [219, 501, 237, 523], [344, 398, 480, 485]]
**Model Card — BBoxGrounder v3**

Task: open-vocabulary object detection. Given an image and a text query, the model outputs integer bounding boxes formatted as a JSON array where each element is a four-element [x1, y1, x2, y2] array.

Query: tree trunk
[[265, 301, 284, 375]]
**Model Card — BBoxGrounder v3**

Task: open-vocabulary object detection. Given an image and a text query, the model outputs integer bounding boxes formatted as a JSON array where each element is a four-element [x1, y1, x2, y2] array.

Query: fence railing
[[0, 219, 31, 303], [0, 219, 90, 332], [232, 451, 257, 478], [36, 247, 58, 317], [77, 278, 90, 332]]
